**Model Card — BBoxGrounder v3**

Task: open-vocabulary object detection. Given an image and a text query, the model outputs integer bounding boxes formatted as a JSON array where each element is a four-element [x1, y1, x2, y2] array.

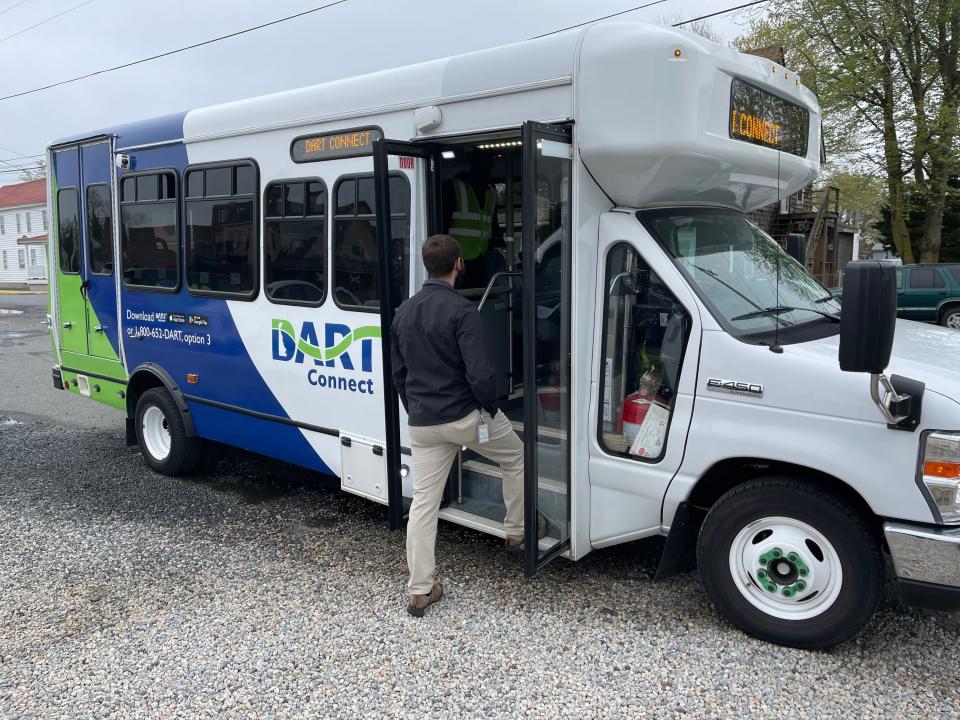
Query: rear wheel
[[697, 477, 882, 649], [940, 307, 960, 330], [135, 387, 202, 476]]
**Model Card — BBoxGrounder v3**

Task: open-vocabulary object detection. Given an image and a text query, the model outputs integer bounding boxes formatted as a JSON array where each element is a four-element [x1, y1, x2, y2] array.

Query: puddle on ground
[[0, 308, 24, 315]]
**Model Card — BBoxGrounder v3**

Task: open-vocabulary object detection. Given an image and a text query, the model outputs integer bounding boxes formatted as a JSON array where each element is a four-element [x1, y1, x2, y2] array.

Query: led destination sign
[[729, 78, 809, 157], [291, 127, 384, 162]]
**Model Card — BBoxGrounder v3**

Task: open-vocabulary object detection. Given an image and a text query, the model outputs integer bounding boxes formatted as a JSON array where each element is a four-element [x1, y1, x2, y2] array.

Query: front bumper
[[885, 522, 960, 611]]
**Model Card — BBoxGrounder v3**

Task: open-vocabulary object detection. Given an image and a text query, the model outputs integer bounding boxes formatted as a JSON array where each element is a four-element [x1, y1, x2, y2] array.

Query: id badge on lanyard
[[478, 410, 490, 445]]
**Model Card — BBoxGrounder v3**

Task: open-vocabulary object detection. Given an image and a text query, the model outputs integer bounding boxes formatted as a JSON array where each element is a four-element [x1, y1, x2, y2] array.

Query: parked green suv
[[896, 264, 960, 329]]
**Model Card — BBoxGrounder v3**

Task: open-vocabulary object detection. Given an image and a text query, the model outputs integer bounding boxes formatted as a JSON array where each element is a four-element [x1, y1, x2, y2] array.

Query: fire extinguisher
[[617, 392, 652, 443]]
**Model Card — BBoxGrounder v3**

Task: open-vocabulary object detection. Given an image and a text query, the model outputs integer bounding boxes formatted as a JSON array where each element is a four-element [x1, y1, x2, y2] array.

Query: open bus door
[[521, 121, 573, 576], [372, 138, 441, 531]]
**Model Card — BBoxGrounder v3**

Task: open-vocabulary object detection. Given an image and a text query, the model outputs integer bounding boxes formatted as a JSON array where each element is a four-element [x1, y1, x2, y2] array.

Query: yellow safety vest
[[450, 178, 495, 261]]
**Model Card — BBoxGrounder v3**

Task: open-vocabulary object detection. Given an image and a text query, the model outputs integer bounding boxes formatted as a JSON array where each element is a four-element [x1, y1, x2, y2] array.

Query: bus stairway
[[437, 442, 564, 551]]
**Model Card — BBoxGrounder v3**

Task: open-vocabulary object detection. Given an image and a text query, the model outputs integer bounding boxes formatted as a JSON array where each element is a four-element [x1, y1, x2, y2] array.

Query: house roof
[[16, 233, 47, 245], [0, 179, 45, 210]]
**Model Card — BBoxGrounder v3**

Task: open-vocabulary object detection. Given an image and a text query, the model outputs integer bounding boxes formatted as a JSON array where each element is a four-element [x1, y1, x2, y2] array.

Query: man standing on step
[[391, 233, 524, 617]]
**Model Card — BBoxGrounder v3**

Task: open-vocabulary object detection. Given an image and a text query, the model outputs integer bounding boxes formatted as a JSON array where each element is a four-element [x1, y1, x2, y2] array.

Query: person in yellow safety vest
[[449, 176, 496, 264]]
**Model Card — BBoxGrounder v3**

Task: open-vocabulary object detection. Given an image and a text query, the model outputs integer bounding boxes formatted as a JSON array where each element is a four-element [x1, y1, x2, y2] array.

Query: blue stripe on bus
[[186, 400, 334, 475], [111, 134, 334, 476]]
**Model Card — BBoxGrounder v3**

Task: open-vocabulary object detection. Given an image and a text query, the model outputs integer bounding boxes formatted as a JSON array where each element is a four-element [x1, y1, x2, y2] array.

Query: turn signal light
[[186, 373, 199, 384], [925, 461, 960, 479]]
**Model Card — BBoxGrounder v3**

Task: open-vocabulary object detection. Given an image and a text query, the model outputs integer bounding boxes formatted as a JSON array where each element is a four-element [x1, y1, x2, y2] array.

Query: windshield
[[639, 208, 841, 336]]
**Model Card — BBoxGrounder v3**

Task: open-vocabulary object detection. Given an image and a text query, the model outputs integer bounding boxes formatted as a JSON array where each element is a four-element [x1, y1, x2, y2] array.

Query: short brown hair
[[421, 234, 461, 278]]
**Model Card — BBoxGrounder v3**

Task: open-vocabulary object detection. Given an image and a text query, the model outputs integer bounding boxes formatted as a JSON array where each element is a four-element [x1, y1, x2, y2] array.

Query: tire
[[939, 307, 960, 330], [134, 387, 202, 476], [697, 477, 883, 649]]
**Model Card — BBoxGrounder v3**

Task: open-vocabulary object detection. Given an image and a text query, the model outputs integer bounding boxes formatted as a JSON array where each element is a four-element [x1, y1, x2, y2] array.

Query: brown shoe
[[505, 513, 549, 554], [407, 583, 442, 617]]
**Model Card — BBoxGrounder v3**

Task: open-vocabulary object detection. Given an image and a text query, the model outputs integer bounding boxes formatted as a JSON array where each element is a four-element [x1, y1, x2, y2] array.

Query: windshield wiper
[[731, 306, 841, 323], [813, 294, 839, 304], [689, 264, 764, 312]]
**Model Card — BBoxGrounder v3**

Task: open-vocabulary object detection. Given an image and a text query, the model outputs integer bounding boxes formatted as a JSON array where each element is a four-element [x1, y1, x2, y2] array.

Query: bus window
[[184, 161, 258, 299], [332, 173, 409, 311], [120, 170, 180, 291], [598, 243, 690, 461], [264, 179, 327, 306], [86, 184, 113, 275], [57, 188, 81, 275]]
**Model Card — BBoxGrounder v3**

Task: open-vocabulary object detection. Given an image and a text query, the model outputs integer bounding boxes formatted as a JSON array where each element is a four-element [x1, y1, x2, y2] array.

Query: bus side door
[[80, 141, 119, 360], [52, 146, 89, 356], [588, 211, 701, 545]]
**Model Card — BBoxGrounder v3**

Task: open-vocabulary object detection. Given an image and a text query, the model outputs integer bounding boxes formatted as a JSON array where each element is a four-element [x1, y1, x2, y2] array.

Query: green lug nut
[[796, 580, 807, 591], [757, 569, 767, 579], [787, 552, 798, 562], [782, 587, 793, 597], [766, 583, 776, 592], [799, 567, 809, 577], [772, 548, 782, 558], [759, 556, 768, 565]]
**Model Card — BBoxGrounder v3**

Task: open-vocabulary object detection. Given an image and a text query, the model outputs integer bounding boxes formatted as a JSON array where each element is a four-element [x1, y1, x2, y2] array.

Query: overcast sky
[[0, 0, 755, 186]]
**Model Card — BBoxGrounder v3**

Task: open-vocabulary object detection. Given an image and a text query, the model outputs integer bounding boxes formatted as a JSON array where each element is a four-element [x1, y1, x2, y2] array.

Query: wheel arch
[[125, 363, 196, 443], [655, 457, 880, 581], [937, 300, 960, 323]]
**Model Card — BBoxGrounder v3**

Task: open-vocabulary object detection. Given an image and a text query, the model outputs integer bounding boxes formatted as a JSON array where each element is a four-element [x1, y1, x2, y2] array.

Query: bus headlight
[[921, 432, 960, 523]]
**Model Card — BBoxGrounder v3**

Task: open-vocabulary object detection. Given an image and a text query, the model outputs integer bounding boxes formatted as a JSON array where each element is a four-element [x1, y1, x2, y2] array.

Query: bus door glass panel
[[521, 121, 572, 575], [81, 141, 116, 359], [900, 267, 948, 321], [53, 146, 88, 355], [371, 140, 440, 529]]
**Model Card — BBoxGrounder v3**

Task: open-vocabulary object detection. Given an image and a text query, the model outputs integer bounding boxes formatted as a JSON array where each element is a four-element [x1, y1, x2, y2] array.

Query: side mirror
[[839, 261, 923, 431], [838, 261, 897, 374]]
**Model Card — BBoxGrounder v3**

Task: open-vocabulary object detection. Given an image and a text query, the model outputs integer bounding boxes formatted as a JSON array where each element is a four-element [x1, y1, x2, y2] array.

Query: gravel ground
[[2, 296, 960, 718], [1, 413, 959, 720]]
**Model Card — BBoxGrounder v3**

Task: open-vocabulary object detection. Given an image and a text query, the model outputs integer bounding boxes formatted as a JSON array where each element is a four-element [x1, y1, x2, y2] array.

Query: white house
[[0, 178, 48, 289]]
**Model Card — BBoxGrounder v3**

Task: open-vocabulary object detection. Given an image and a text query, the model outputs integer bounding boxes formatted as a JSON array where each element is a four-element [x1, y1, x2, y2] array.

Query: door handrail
[[477, 271, 521, 312]]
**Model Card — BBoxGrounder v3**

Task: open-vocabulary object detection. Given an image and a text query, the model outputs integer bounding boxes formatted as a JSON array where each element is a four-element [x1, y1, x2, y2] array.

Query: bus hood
[[799, 320, 960, 408]]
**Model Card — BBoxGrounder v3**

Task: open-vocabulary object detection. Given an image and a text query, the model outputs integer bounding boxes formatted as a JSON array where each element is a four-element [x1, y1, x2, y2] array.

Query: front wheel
[[697, 478, 883, 649], [135, 387, 202, 476], [940, 308, 960, 330]]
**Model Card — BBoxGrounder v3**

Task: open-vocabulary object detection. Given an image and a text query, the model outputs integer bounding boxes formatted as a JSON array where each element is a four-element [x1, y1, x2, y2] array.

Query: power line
[[0, 0, 350, 103], [0, 0, 30, 17], [0, 0, 96, 45], [672, 0, 770, 26], [0, 152, 44, 162], [530, 0, 672, 39]]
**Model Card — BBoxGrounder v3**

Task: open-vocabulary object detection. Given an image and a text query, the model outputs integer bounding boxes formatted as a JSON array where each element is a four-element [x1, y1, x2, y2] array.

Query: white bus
[[46, 22, 960, 648]]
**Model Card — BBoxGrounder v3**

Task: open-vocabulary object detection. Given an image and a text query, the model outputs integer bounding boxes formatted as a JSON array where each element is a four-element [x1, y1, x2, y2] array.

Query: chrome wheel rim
[[729, 516, 842, 621], [141, 405, 171, 461], [946, 312, 960, 330]]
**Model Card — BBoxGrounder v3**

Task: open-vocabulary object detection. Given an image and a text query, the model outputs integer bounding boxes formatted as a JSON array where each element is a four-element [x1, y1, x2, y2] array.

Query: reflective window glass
[[120, 172, 179, 290], [332, 173, 409, 310], [57, 188, 80, 274], [205, 167, 232, 196], [86, 184, 113, 275], [597, 244, 690, 462], [184, 162, 258, 298]]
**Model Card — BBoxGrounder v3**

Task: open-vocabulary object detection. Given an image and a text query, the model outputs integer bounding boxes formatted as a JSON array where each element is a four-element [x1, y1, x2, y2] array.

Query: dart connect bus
[[45, 21, 960, 648]]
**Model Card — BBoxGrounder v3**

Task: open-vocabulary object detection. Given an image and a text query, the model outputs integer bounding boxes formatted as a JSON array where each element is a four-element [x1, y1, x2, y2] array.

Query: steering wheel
[[335, 286, 362, 306]]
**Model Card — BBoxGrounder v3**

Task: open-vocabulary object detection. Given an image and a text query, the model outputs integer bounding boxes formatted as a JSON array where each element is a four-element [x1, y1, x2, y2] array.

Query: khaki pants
[[406, 409, 523, 595]]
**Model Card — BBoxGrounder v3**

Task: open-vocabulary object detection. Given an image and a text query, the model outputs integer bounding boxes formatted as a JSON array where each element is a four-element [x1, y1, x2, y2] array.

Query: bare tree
[[17, 161, 46, 182]]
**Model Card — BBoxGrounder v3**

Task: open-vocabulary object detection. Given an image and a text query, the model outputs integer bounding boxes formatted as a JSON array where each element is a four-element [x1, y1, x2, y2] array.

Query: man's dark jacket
[[391, 280, 498, 426]]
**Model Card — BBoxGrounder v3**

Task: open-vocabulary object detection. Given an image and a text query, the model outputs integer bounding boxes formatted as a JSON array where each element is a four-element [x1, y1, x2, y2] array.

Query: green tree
[[736, 0, 960, 264]]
